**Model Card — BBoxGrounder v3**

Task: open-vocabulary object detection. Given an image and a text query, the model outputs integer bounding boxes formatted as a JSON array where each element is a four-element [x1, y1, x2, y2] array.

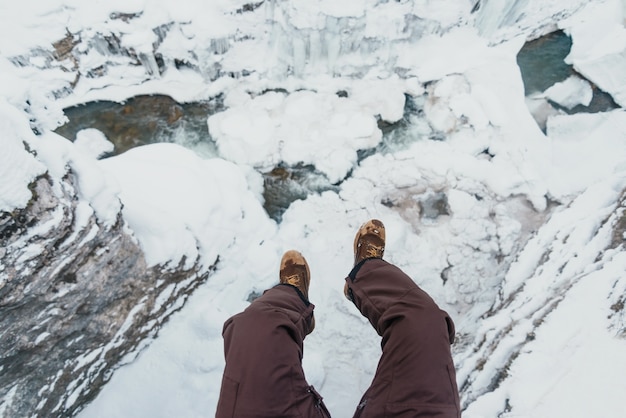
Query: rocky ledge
[[0, 173, 213, 417]]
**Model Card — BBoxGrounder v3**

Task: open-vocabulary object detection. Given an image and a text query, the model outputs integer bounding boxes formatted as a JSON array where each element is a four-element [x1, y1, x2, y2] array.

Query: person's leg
[[216, 251, 330, 418], [344, 220, 460, 418]]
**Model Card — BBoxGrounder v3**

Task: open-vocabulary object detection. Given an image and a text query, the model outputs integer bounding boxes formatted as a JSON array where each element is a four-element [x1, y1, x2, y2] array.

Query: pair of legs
[[215, 220, 460, 418]]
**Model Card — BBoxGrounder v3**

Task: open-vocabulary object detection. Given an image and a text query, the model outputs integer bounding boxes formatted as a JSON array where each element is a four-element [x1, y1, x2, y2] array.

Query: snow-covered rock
[[0, 169, 212, 418]]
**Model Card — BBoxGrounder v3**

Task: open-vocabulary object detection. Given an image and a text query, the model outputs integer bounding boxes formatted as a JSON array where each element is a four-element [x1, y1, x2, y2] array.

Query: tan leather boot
[[279, 250, 311, 299], [345, 219, 386, 301], [279, 250, 314, 333], [353, 219, 385, 265]]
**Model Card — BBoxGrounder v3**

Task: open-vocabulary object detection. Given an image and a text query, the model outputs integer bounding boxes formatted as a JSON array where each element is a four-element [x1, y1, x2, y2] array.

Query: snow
[[543, 75, 593, 109], [208, 89, 390, 184], [0, 387, 17, 417], [34, 332, 51, 345], [560, 0, 626, 107], [0, 99, 46, 212], [1, 0, 626, 417], [74, 129, 115, 159], [546, 110, 626, 199], [99, 142, 273, 269], [29, 130, 122, 227], [465, 251, 626, 418]]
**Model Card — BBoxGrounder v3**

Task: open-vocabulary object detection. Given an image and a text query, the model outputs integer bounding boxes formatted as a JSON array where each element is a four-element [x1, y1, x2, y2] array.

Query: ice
[[560, 0, 626, 107], [545, 110, 626, 199], [474, 0, 532, 37], [283, 0, 366, 26], [408, 0, 471, 29], [473, 0, 591, 41], [543, 75, 593, 109]]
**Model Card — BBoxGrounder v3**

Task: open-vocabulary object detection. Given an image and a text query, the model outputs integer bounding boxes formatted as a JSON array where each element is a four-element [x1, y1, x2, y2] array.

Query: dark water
[[517, 30, 574, 95], [517, 30, 619, 113], [262, 164, 339, 221], [55, 95, 222, 157]]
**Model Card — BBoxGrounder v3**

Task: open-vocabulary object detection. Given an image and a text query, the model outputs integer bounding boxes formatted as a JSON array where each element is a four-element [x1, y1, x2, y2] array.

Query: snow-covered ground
[[2, 0, 626, 417]]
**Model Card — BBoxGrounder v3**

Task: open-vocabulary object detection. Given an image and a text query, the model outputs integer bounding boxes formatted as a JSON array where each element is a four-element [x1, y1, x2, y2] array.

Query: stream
[[55, 30, 620, 222]]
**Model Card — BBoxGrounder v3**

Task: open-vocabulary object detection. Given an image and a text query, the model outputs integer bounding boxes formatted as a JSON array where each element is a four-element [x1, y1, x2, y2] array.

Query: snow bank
[[462, 178, 626, 417], [26, 130, 122, 227], [546, 110, 626, 199], [560, 0, 626, 107], [99, 143, 274, 270], [544, 75, 593, 109], [0, 100, 46, 212], [208, 84, 405, 184]]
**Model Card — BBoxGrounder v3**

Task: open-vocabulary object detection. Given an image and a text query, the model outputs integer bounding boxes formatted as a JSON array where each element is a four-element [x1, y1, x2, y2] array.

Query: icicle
[[474, 0, 530, 37], [138, 52, 160, 77], [210, 38, 230, 55], [325, 17, 342, 74], [309, 30, 322, 71], [153, 24, 172, 45], [91, 33, 123, 56], [291, 34, 307, 77]]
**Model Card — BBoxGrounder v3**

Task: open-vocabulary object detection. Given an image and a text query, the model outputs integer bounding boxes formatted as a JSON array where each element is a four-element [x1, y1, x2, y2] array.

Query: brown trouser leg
[[215, 284, 330, 418], [345, 259, 461, 418]]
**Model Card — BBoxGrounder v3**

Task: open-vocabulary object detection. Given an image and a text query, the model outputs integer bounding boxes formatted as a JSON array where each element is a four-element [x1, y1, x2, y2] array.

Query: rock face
[[455, 184, 626, 410], [0, 173, 212, 417]]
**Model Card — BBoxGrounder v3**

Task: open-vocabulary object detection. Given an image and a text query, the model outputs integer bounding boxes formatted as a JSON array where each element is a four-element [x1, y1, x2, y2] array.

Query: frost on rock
[[607, 191, 626, 338], [473, 0, 591, 42], [0, 170, 213, 418], [560, 0, 626, 108], [456, 178, 626, 415], [0, 101, 46, 213]]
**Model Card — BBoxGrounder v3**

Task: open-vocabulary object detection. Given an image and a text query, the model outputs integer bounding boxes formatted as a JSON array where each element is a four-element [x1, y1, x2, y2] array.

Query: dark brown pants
[[215, 284, 329, 418], [345, 258, 461, 418], [216, 259, 460, 418]]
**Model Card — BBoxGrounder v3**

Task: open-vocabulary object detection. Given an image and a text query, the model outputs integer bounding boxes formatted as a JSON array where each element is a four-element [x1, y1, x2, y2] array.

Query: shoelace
[[284, 274, 302, 288], [365, 244, 383, 258], [358, 241, 384, 258]]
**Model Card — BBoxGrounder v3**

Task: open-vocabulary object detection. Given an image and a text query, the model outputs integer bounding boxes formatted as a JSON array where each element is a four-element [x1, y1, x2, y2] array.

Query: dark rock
[[53, 31, 80, 62]]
